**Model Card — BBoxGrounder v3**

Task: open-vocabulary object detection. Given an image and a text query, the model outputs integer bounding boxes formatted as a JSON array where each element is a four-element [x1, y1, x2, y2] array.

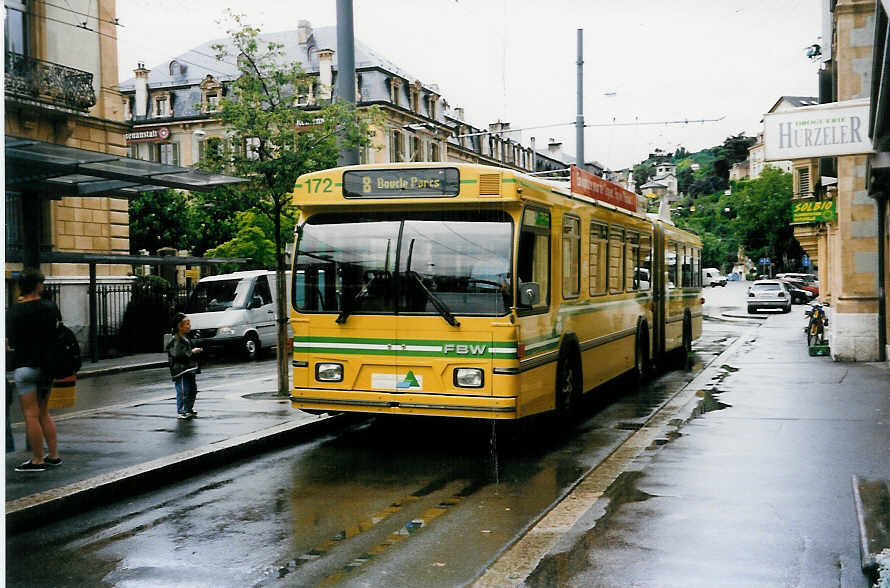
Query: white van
[[183, 270, 291, 359], [702, 267, 727, 287]]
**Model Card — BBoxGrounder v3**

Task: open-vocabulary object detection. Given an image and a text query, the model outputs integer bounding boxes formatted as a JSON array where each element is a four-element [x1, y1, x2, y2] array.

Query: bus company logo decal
[[372, 372, 423, 390], [443, 343, 487, 356]]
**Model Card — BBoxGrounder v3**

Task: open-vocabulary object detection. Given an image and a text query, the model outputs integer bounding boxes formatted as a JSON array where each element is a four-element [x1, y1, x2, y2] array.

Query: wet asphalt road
[[6, 321, 740, 587]]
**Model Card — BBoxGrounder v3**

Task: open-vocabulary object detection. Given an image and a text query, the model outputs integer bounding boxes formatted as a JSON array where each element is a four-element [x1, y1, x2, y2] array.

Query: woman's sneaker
[[187, 411, 198, 418], [44, 456, 62, 466], [177, 413, 189, 420], [15, 461, 46, 472]]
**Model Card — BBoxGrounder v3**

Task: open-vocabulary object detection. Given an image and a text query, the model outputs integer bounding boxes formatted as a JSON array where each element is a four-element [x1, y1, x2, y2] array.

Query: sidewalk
[[479, 305, 890, 587], [5, 353, 341, 534]]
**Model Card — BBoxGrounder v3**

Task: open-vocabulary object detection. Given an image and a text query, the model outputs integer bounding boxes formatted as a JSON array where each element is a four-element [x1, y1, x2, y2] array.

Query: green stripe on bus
[[460, 179, 477, 184], [502, 178, 517, 183], [292, 336, 518, 359]]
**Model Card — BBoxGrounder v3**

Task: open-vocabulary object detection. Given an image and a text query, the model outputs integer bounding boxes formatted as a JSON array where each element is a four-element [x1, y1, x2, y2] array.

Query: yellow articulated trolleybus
[[289, 162, 702, 420]]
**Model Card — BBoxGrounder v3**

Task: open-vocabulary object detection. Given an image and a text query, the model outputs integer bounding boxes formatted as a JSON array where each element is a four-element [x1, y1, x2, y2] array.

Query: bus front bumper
[[290, 389, 518, 419]]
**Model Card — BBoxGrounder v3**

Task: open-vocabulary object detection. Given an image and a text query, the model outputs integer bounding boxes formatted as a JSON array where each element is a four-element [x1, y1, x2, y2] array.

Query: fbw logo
[[443, 343, 487, 356]]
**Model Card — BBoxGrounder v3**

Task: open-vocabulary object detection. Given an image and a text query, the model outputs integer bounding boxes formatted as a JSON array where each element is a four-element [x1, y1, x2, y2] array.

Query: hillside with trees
[[631, 134, 803, 273]]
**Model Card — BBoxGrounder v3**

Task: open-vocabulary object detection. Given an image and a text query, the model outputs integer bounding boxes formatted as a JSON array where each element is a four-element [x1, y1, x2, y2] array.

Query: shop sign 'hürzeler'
[[763, 98, 873, 161]]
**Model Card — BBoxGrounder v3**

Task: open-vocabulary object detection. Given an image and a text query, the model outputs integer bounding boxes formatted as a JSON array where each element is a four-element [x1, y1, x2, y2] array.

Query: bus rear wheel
[[633, 325, 651, 383], [675, 316, 692, 370], [555, 354, 580, 418]]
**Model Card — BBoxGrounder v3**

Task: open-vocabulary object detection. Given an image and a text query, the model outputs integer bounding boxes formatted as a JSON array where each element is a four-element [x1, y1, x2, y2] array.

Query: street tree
[[727, 166, 802, 269], [207, 12, 380, 396], [129, 189, 199, 254]]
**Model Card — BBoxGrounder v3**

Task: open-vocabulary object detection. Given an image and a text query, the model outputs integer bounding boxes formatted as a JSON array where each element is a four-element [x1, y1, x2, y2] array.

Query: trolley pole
[[576, 29, 584, 171], [336, 0, 359, 166]]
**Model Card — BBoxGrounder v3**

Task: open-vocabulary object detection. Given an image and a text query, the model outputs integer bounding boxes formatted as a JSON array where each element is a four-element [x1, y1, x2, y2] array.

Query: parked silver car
[[747, 280, 792, 313]]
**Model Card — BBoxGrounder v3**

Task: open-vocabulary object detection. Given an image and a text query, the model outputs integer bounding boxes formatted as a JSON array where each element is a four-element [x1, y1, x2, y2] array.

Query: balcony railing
[[5, 51, 96, 111]]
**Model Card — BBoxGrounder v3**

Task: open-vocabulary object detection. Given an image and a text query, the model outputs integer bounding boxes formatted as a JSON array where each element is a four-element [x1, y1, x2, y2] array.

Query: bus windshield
[[294, 211, 513, 317]]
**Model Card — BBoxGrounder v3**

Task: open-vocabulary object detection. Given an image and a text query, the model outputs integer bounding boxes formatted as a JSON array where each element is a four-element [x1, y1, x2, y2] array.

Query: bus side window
[[518, 208, 550, 312], [666, 242, 678, 288], [681, 245, 692, 288], [609, 227, 624, 293], [639, 234, 652, 290], [626, 232, 640, 291], [589, 222, 608, 295], [562, 215, 580, 299]]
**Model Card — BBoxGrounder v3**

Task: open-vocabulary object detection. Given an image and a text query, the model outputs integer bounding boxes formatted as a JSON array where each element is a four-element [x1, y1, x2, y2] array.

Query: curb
[[6, 413, 349, 535], [852, 475, 890, 583], [77, 360, 168, 379], [473, 333, 750, 587]]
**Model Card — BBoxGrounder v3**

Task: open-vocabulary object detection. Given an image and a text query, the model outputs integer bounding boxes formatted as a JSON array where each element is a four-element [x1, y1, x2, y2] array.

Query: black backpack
[[51, 323, 82, 379]]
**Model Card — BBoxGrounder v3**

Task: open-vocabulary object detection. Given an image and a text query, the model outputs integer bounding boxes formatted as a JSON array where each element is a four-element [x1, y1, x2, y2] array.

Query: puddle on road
[[525, 470, 654, 588]]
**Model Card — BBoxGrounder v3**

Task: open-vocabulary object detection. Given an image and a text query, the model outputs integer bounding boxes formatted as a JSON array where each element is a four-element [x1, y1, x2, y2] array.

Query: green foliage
[[725, 166, 802, 266], [132, 274, 173, 297], [119, 275, 176, 354], [129, 190, 199, 254], [205, 211, 278, 271], [719, 133, 757, 165], [673, 167, 801, 272], [632, 161, 655, 194]]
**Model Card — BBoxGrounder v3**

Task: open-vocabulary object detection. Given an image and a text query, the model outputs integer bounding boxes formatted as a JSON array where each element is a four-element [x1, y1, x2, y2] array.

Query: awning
[[5, 136, 247, 197]]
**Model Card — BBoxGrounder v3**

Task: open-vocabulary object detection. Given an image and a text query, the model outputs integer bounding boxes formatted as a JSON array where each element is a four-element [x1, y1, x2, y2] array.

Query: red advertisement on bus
[[570, 165, 637, 213]]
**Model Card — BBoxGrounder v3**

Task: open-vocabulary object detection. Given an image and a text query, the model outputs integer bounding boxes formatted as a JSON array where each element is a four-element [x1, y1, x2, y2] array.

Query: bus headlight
[[316, 363, 343, 382], [454, 368, 483, 388], [217, 327, 236, 336]]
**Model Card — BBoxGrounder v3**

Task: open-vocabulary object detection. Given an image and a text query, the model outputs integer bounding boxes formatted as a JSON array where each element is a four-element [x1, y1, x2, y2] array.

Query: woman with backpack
[[6, 269, 63, 472], [166, 313, 203, 420]]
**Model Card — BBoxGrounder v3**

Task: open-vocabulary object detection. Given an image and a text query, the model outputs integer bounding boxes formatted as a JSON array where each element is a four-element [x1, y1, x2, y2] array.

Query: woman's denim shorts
[[13, 367, 50, 398]]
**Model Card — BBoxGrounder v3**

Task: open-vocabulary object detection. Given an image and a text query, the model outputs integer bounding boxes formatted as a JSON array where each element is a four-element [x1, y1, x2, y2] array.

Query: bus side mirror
[[518, 282, 540, 307], [249, 295, 264, 309]]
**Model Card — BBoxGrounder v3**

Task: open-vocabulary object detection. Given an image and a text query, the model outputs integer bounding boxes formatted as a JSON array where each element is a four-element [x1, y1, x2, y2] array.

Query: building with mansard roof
[[118, 20, 575, 175]]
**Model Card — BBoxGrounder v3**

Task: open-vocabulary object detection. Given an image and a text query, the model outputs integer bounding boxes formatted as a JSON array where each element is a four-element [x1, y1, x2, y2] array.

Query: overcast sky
[[117, 0, 822, 170]]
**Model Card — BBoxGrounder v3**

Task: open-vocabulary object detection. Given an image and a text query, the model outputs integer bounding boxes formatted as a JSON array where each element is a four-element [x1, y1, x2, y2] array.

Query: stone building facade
[[777, 0, 883, 361], [5, 0, 131, 280]]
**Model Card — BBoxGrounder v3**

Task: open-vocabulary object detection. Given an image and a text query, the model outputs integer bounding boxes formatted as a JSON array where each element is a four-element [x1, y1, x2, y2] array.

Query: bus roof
[[293, 162, 652, 221]]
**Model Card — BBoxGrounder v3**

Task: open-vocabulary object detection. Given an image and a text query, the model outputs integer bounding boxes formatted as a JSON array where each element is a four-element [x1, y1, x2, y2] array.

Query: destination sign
[[343, 168, 460, 198]]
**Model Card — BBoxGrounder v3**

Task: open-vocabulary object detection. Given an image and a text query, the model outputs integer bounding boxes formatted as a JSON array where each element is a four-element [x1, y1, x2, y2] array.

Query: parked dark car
[[779, 279, 817, 305]]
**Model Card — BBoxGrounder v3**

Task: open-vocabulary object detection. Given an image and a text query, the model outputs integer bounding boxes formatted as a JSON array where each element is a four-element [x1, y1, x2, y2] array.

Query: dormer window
[[390, 77, 402, 107], [200, 75, 223, 113], [409, 81, 422, 113], [153, 92, 171, 118]]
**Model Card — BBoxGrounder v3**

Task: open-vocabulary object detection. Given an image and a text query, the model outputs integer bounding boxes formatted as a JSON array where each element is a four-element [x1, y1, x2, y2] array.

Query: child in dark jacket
[[166, 313, 203, 419]]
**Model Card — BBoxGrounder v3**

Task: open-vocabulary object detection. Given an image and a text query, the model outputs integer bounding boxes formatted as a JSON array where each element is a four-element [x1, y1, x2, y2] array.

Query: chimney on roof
[[134, 62, 149, 118], [298, 20, 313, 44], [454, 107, 464, 121], [489, 120, 510, 134], [318, 49, 334, 100], [548, 138, 562, 153]]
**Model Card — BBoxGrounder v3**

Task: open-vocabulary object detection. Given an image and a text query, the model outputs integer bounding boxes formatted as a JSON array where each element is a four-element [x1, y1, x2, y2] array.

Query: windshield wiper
[[405, 271, 460, 327]]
